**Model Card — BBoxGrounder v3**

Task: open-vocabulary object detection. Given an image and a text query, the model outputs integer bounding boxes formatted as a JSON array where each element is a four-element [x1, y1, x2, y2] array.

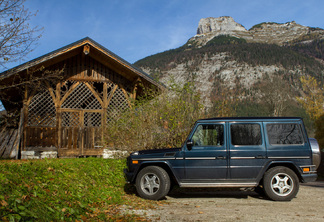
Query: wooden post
[[131, 78, 141, 100], [80, 110, 84, 156], [56, 82, 61, 153], [22, 85, 28, 152], [102, 82, 108, 147], [16, 108, 24, 159]]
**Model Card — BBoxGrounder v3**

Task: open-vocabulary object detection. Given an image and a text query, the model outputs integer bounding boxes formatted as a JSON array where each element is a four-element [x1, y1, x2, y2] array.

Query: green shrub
[[104, 81, 205, 151]]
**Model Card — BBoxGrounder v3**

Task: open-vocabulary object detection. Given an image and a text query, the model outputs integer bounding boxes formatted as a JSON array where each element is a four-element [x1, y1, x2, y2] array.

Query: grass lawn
[[0, 158, 156, 221]]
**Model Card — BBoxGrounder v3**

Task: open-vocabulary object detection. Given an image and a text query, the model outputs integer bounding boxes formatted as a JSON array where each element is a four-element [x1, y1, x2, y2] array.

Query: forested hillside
[[136, 36, 324, 79], [134, 18, 324, 134]]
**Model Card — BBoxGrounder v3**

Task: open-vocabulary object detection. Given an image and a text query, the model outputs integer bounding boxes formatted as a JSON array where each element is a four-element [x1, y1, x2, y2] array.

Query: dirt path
[[141, 181, 324, 222]]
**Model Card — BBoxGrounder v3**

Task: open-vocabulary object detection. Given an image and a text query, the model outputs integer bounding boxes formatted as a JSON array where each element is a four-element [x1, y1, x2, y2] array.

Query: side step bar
[[179, 182, 257, 188]]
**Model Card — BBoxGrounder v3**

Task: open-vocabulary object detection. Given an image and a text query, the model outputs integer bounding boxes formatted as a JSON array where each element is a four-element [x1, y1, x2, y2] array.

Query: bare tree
[[0, 66, 65, 128], [0, 0, 43, 68], [255, 75, 292, 116]]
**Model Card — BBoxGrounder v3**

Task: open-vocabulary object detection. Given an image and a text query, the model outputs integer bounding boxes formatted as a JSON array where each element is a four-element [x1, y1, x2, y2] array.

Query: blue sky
[[4, 0, 324, 70]]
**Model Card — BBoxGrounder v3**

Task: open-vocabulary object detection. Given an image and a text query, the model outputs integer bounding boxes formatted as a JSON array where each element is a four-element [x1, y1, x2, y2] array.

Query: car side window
[[267, 123, 304, 145], [231, 123, 262, 145], [191, 124, 224, 147]]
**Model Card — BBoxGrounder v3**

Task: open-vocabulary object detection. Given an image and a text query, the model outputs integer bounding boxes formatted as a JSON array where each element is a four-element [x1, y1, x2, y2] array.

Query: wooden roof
[[0, 37, 164, 89]]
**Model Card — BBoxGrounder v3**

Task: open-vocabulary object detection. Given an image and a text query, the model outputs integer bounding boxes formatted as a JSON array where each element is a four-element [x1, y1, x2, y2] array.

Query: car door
[[184, 122, 228, 181], [228, 122, 267, 180]]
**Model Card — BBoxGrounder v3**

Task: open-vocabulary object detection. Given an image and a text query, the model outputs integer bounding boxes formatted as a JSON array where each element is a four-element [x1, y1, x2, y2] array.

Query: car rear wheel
[[263, 166, 299, 201], [135, 166, 170, 200]]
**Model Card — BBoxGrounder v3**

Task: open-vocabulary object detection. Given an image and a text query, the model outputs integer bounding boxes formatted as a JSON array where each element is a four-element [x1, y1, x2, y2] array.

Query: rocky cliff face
[[141, 52, 284, 107], [191, 16, 324, 46], [197, 16, 247, 35]]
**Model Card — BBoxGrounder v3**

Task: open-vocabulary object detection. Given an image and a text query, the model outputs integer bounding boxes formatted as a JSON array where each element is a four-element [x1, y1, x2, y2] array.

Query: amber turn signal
[[132, 160, 139, 164], [303, 167, 310, 172]]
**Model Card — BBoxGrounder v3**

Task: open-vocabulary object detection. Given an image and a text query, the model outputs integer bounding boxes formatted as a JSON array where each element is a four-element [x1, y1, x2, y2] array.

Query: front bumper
[[124, 168, 134, 183], [301, 173, 318, 183]]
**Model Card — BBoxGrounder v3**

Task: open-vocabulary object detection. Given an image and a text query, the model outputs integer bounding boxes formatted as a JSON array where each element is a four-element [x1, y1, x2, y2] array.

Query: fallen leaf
[[1, 200, 8, 207], [47, 167, 54, 171], [198, 211, 204, 214]]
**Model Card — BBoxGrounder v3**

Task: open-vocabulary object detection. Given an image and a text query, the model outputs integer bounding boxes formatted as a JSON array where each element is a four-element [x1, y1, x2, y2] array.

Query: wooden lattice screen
[[27, 86, 56, 127], [61, 81, 102, 110], [25, 78, 131, 156], [25, 85, 57, 149], [107, 85, 129, 123]]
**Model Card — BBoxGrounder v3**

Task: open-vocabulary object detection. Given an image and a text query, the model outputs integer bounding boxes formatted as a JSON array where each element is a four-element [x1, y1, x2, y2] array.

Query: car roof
[[197, 117, 302, 122]]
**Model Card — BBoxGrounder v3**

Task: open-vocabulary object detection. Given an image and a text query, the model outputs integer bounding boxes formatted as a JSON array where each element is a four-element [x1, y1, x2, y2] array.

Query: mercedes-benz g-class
[[124, 117, 321, 201]]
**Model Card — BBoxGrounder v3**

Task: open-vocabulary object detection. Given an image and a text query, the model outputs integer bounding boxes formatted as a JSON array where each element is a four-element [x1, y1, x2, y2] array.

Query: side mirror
[[186, 140, 193, 151]]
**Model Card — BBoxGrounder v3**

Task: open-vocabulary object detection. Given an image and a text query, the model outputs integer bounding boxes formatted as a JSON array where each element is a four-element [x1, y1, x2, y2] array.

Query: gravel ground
[[139, 181, 324, 222]]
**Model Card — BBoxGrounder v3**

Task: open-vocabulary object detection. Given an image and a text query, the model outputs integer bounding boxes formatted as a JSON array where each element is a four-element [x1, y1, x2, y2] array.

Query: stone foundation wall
[[21, 149, 128, 159], [102, 149, 129, 159], [21, 151, 58, 159]]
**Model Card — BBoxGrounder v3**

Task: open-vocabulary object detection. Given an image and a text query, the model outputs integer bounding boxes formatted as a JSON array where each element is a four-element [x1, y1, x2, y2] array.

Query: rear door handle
[[216, 156, 226, 160]]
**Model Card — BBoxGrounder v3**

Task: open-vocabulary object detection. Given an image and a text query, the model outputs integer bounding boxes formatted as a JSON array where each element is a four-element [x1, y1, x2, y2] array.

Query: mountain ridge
[[190, 16, 324, 47], [134, 16, 324, 126]]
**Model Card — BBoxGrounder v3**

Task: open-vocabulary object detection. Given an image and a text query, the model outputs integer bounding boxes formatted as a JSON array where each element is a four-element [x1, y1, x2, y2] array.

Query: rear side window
[[231, 124, 262, 145], [267, 124, 304, 145]]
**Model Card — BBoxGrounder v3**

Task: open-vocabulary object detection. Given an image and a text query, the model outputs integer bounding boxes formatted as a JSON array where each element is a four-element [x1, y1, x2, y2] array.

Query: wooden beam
[[84, 82, 104, 107], [60, 108, 102, 113], [131, 77, 141, 100], [120, 87, 131, 108], [26, 86, 39, 106], [103, 82, 108, 108], [106, 85, 118, 108], [45, 82, 56, 102], [59, 82, 80, 106]]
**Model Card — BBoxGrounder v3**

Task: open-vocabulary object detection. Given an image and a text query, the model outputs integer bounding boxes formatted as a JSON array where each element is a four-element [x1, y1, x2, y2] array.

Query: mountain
[[191, 16, 324, 46], [134, 16, 324, 125]]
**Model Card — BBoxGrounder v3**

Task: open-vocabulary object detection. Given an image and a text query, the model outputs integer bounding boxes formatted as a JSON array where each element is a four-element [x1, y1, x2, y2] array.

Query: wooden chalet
[[0, 37, 163, 158]]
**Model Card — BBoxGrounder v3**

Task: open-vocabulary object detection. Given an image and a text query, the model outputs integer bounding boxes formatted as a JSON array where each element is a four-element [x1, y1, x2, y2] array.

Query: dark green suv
[[124, 117, 321, 201]]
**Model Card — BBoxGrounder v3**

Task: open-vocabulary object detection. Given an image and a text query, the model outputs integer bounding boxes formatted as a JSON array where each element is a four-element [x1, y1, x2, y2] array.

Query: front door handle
[[255, 155, 266, 159]]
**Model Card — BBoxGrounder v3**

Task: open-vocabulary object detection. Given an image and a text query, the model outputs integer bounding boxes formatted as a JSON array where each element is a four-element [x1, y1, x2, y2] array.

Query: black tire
[[254, 185, 265, 196], [135, 166, 171, 200], [263, 166, 299, 201]]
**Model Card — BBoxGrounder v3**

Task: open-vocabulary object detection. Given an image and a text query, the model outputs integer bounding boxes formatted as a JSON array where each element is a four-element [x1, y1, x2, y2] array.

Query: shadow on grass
[[124, 183, 137, 195]]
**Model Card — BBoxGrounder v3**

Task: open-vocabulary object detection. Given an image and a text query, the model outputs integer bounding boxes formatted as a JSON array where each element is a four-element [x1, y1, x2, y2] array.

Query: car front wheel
[[135, 166, 170, 200], [263, 166, 299, 201]]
